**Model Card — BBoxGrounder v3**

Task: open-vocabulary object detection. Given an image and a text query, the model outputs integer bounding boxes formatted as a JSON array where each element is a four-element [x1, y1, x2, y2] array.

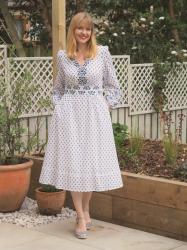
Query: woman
[[39, 12, 123, 239]]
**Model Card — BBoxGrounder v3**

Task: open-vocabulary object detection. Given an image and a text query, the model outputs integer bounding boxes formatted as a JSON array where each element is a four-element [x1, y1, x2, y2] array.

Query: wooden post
[[52, 0, 66, 78]]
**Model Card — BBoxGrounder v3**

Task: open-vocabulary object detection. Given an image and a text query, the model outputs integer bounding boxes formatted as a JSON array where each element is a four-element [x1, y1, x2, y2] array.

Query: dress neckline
[[63, 45, 102, 67]]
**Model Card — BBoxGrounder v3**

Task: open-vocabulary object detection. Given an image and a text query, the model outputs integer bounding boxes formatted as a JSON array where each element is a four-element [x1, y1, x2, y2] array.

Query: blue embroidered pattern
[[64, 85, 103, 95], [73, 60, 90, 86]]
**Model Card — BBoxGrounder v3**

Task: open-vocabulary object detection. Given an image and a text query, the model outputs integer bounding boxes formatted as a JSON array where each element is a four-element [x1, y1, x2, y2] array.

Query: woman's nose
[[82, 29, 87, 34]]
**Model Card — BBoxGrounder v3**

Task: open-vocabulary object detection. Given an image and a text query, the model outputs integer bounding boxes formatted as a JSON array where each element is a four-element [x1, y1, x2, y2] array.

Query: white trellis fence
[[0, 45, 187, 145]]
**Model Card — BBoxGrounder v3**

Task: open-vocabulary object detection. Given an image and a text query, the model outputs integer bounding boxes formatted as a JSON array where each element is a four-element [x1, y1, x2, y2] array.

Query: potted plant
[[0, 53, 50, 212], [35, 184, 66, 215]]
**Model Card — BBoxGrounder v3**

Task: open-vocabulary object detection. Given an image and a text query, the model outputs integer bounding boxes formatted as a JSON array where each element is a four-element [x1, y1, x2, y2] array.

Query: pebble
[[0, 197, 76, 228]]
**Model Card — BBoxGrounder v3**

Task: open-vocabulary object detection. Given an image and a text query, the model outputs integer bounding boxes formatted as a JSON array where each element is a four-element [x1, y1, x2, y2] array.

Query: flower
[[181, 49, 187, 53], [159, 16, 165, 20], [150, 21, 154, 25], [170, 39, 175, 42], [183, 53, 187, 57], [132, 46, 137, 50], [171, 51, 177, 55], [99, 31, 105, 35], [140, 17, 146, 22], [113, 33, 118, 37], [150, 5, 154, 13], [121, 32, 125, 35]]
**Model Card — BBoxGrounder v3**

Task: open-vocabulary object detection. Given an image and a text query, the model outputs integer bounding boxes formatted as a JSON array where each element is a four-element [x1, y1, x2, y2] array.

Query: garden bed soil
[[118, 138, 187, 182]]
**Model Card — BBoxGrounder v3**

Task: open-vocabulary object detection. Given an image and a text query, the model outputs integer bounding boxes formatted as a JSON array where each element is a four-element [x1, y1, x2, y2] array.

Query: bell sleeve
[[52, 51, 65, 105], [102, 46, 121, 108]]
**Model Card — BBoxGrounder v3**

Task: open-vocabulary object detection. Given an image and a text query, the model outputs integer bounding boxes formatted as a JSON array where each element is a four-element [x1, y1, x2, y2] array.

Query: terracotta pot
[[0, 159, 33, 212], [35, 187, 66, 215]]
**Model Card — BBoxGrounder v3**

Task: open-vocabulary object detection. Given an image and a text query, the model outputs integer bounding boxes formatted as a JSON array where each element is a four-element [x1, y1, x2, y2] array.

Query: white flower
[[150, 21, 154, 25], [141, 24, 146, 28], [99, 31, 105, 35], [150, 5, 154, 13], [183, 53, 187, 57], [140, 17, 146, 22], [132, 46, 137, 50], [113, 33, 118, 37], [181, 49, 187, 53], [171, 50, 177, 55], [159, 16, 165, 20], [103, 21, 109, 26], [176, 62, 181, 65], [121, 32, 125, 35], [170, 39, 175, 42]]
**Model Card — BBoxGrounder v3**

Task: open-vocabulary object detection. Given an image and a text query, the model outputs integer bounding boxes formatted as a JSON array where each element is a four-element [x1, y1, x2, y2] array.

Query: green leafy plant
[[163, 134, 178, 165], [39, 184, 63, 192], [112, 123, 128, 151], [0, 49, 51, 165], [129, 130, 143, 156]]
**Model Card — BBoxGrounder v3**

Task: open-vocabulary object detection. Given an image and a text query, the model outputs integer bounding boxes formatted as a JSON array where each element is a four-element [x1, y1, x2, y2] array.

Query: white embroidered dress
[[39, 45, 123, 192]]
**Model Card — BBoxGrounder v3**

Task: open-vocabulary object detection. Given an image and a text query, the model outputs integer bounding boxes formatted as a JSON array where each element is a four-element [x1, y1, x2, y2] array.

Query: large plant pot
[[0, 159, 33, 212], [35, 187, 66, 215]]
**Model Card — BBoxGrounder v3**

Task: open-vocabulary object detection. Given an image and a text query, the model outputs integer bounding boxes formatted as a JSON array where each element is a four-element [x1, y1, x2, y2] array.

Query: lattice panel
[[164, 63, 187, 110], [113, 56, 129, 107], [0, 45, 6, 82], [130, 64, 155, 114], [130, 63, 187, 114], [6, 55, 129, 117], [8, 57, 53, 117]]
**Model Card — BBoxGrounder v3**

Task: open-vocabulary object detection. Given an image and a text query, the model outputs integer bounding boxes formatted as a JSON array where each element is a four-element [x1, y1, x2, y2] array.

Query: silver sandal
[[75, 217, 87, 239], [86, 221, 92, 230]]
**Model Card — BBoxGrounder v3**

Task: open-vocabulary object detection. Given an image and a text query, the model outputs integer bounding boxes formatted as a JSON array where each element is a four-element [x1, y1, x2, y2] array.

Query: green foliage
[[163, 135, 178, 165], [0, 48, 51, 164], [112, 123, 128, 150], [66, 0, 187, 63], [174, 163, 187, 181], [128, 130, 143, 156], [40, 184, 63, 192]]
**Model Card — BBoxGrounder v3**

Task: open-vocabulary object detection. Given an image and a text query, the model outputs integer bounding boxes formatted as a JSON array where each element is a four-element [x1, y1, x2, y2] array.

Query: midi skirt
[[39, 91, 123, 192]]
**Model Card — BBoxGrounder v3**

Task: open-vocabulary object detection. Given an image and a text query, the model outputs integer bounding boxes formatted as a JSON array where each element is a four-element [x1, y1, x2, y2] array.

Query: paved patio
[[0, 217, 187, 250]]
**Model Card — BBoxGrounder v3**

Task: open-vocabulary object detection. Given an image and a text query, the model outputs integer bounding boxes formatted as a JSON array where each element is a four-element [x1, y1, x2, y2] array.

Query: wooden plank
[[158, 112, 164, 140], [112, 196, 187, 239], [131, 115, 139, 136], [28, 117, 38, 153], [111, 109, 118, 123], [145, 113, 151, 139], [108, 172, 187, 211], [151, 112, 158, 139], [52, 0, 66, 77], [125, 107, 131, 135], [181, 109, 187, 143], [170, 110, 176, 140], [20, 118, 28, 152], [38, 116, 47, 148], [118, 108, 125, 125], [138, 114, 144, 137], [90, 192, 112, 220]]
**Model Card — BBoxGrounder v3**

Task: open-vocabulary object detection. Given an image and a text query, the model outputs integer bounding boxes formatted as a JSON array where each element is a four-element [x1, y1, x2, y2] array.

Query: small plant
[[129, 129, 143, 156], [0, 47, 51, 165], [112, 123, 128, 151], [39, 184, 63, 192], [163, 134, 178, 165]]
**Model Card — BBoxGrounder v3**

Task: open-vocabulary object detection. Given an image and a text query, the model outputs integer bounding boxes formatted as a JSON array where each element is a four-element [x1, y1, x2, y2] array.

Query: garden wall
[[28, 156, 187, 242]]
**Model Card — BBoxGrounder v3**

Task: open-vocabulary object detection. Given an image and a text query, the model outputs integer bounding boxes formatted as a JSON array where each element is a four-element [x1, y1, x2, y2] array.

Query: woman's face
[[74, 20, 92, 45]]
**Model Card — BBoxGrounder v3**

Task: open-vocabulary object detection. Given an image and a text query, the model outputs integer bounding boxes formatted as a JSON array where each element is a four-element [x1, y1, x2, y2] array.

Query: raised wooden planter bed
[[28, 156, 187, 241]]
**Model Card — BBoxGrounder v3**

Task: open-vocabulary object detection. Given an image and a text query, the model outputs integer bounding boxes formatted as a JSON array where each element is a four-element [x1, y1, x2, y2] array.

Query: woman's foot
[[83, 211, 92, 230], [75, 217, 87, 239]]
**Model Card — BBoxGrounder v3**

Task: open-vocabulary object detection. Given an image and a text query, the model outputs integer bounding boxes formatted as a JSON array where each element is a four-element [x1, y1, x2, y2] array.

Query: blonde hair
[[66, 12, 97, 59]]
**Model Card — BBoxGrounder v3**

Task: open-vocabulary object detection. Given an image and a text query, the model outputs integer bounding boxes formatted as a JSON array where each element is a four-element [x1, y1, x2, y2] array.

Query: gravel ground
[[0, 197, 76, 228]]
